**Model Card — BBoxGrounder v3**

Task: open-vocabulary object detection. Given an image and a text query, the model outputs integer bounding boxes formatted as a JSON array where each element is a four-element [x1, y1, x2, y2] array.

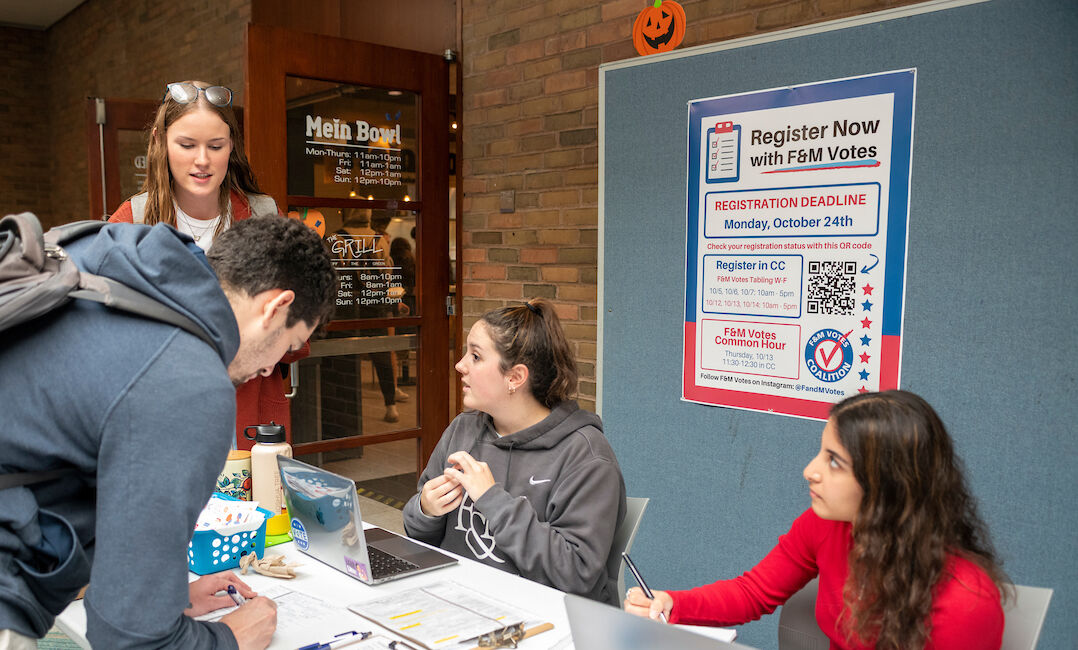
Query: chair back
[[1002, 584, 1053, 650], [777, 578, 829, 650], [606, 496, 650, 598], [778, 579, 1054, 650]]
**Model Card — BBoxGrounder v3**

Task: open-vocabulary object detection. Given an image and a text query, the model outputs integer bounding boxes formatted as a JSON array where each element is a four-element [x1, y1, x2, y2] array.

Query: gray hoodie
[[0, 223, 239, 648], [403, 402, 626, 604]]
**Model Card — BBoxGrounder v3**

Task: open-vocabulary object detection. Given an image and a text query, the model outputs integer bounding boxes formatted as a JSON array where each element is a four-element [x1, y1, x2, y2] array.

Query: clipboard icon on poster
[[707, 121, 741, 183]]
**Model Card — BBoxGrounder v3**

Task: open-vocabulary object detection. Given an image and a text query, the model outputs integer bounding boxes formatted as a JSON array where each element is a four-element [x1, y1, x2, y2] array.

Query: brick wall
[[458, 0, 927, 411], [41, 0, 250, 229], [0, 27, 50, 217], [5, 0, 930, 412]]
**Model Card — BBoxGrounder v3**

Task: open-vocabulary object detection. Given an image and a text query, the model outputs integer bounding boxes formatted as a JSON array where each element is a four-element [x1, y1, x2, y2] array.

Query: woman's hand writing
[[624, 586, 674, 622]]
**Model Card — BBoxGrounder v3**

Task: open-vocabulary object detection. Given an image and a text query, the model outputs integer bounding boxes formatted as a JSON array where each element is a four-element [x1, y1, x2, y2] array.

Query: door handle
[[284, 361, 299, 398]]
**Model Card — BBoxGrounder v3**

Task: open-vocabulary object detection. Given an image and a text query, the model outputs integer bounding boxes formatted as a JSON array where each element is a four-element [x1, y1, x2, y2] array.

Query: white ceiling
[[0, 0, 85, 30]]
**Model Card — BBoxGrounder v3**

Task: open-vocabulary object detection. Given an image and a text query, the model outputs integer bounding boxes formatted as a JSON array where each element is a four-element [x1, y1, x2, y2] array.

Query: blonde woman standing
[[111, 81, 302, 444]]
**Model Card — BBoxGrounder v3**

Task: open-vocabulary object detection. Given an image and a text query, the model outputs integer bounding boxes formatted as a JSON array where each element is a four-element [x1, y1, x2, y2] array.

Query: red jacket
[[110, 190, 307, 447], [668, 509, 1003, 649]]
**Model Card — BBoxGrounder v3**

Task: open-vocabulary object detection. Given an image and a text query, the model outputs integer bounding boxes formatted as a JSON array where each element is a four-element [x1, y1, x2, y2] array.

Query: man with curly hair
[[0, 216, 335, 649]]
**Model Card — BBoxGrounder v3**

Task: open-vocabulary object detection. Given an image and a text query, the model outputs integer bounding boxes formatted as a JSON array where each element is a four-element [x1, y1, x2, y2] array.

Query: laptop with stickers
[[277, 456, 456, 585]]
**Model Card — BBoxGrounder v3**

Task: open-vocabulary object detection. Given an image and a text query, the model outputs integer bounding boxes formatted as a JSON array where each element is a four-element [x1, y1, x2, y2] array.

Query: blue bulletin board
[[598, 1, 1077, 647]]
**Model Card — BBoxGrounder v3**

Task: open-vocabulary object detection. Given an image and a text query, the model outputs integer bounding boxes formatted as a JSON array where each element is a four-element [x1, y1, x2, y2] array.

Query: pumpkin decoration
[[633, 0, 686, 56], [287, 208, 326, 238]]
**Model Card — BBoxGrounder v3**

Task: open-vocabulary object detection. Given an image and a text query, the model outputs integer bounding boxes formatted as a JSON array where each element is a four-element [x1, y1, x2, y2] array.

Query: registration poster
[[683, 70, 915, 420]]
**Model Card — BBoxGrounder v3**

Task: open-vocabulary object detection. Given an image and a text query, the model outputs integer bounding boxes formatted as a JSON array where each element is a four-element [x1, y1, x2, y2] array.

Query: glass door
[[245, 24, 452, 510]]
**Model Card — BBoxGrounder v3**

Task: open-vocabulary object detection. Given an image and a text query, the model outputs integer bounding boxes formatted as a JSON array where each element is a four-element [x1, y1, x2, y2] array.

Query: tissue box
[[187, 495, 273, 575]]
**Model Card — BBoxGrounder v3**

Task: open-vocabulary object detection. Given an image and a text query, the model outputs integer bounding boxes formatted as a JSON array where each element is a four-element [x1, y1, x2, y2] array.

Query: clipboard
[[348, 580, 553, 650], [466, 622, 555, 649]]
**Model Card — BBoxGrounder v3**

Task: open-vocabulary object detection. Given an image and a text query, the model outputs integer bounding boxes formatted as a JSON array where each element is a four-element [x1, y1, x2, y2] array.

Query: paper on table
[[424, 581, 542, 628], [348, 580, 540, 649], [199, 583, 353, 637], [194, 495, 263, 532], [675, 623, 738, 642], [547, 633, 574, 649]]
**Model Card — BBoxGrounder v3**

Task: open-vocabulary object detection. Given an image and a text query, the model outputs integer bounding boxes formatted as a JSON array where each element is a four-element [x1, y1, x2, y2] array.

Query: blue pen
[[297, 630, 372, 650], [226, 584, 245, 607]]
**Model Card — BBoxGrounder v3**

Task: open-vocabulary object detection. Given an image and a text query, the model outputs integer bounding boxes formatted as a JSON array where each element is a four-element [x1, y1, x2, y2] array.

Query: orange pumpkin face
[[287, 208, 326, 238], [633, 0, 686, 56]]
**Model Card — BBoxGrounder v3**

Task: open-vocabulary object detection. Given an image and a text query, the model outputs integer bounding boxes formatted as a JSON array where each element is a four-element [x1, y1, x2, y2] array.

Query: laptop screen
[[278, 456, 378, 582]]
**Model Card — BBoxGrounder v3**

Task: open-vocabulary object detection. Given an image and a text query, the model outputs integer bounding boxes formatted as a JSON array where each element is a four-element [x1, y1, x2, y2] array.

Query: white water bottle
[[243, 422, 292, 516]]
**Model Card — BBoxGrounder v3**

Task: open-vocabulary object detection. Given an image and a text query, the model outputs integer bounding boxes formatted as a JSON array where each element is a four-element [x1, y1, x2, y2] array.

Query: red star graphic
[[862, 284, 874, 295], [859, 352, 871, 363], [858, 385, 869, 393], [860, 317, 872, 329]]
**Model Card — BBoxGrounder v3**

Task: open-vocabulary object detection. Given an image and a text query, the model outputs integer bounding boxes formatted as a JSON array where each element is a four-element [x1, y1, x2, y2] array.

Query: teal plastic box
[[187, 495, 273, 575]]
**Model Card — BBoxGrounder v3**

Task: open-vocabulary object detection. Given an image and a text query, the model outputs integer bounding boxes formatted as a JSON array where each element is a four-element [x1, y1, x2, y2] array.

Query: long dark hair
[[140, 80, 261, 235], [831, 390, 1009, 649], [479, 298, 577, 408]]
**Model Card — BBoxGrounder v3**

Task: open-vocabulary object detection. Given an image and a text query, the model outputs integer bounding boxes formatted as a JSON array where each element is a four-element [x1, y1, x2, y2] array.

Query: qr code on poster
[[806, 260, 857, 315]]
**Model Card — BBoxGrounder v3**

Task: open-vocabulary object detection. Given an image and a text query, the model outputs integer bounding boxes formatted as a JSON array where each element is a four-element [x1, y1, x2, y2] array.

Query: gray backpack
[[0, 212, 215, 489]]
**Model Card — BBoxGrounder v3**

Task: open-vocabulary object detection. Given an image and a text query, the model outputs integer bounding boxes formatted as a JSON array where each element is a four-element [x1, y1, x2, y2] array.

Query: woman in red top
[[624, 390, 1009, 649], [110, 81, 306, 445]]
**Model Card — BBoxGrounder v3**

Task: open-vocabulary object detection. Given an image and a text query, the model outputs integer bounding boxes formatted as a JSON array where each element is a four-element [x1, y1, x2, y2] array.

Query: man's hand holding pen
[[220, 596, 277, 650], [181, 571, 276, 649], [184, 573, 257, 617]]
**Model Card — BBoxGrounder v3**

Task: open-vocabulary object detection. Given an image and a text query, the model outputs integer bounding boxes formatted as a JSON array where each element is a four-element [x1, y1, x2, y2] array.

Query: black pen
[[622, 552, 668, 623]]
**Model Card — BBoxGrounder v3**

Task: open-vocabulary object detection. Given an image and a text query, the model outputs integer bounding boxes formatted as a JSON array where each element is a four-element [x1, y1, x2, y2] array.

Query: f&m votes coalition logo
[[805, 328, 853, 382]]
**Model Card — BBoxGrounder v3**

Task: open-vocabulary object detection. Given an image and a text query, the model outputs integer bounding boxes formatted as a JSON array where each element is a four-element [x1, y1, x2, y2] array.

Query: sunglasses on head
[[162, 82, 233, 107]]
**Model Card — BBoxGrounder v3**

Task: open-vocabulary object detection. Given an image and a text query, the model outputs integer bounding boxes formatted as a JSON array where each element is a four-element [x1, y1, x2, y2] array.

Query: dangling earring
[[508, 384, 516, 395]]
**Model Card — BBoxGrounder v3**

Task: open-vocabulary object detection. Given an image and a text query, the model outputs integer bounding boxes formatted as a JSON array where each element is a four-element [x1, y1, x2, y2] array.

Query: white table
[[55, 535, 571, 650]]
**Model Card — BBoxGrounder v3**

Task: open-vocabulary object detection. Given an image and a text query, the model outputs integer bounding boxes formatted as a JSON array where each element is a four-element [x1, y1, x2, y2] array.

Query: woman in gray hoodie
[[403, 299, 627, 604]]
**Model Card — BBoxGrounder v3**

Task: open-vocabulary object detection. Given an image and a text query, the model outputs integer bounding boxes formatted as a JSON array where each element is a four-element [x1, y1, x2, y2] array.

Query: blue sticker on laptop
[[290, 518, 308, 550]]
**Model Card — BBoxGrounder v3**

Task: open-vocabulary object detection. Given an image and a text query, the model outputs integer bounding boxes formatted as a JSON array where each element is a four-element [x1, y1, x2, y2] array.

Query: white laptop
[[564, 593, 759, 649], [277, 456, 456, 585]]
